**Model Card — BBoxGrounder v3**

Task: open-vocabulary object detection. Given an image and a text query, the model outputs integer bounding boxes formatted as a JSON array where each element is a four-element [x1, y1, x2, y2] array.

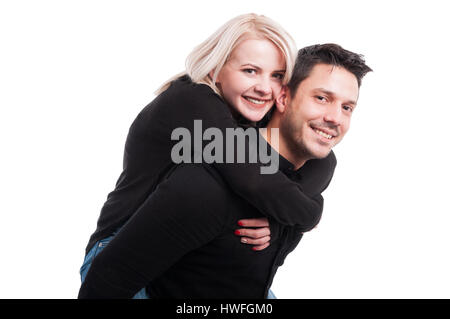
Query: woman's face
[[215, 38, 286, 122]]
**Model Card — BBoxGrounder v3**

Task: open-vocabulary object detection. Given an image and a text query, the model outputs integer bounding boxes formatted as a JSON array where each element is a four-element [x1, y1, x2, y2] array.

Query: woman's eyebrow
[[241, 63, 261, 69], [241, 63, 285, 73]]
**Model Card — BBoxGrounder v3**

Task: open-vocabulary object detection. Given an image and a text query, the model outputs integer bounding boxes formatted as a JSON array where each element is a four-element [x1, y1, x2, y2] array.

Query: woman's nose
[[253, 77, 272, 96]]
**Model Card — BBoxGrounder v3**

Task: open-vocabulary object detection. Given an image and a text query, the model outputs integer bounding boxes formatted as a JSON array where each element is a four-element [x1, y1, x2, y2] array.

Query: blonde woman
[[79, 14, 336, 298]]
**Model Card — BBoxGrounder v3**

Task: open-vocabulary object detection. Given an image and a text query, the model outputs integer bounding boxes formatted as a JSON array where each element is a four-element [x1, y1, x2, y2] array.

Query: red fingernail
[[252, 247, 257, 251], [238, 221, 244, 226], [234, 230, 240, 235]]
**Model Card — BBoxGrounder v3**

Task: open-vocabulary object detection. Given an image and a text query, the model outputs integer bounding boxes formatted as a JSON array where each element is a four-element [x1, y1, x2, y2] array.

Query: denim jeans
[[267, 289, 277, 299], [80, 232, 276, 299], [79, 232, 149, 299]]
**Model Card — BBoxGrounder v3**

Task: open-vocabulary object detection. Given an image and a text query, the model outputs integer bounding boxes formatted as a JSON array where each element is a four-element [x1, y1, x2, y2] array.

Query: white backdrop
[[1, 0, 449, 298]]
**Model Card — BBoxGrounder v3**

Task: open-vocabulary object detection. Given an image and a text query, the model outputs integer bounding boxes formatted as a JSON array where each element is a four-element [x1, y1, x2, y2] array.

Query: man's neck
[[260, 124, 307, 170]]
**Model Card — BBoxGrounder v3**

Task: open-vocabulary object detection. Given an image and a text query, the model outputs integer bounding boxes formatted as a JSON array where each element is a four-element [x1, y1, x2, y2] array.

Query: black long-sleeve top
[[78, 139, 336, 298], [85, 75, 336, 255]]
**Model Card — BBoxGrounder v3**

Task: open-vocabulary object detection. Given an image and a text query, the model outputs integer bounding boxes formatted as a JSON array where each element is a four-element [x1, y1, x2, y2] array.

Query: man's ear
[[275, 86, 289, 113]]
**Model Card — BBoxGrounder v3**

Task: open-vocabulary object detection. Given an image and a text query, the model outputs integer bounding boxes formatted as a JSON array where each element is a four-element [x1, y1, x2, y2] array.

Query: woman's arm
[[165, 76, 337, 229], [234, 151, 336, 245]]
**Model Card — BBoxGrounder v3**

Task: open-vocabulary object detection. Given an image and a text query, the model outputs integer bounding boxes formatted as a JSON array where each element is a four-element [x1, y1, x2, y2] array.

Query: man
[[78, 43, 372, 298]]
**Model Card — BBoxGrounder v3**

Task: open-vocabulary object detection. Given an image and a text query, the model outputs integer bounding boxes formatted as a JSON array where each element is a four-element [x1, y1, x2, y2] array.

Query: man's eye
[[315, 96, 326, 102], [272, 73, 284, 80], [343, 105, 354, 112]]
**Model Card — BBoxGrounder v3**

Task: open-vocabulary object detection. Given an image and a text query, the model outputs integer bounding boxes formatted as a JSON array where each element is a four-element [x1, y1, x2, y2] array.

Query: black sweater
[[78, 139, 335, 298], [85, 75, 336, 256]]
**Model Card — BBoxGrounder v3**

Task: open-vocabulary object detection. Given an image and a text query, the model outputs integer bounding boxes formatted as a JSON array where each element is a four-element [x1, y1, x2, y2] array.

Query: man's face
[[279, 63, 359, 160]]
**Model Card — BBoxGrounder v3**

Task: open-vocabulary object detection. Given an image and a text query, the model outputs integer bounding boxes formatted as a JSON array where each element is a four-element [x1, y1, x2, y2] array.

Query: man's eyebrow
[[315, 88, 357, 106]]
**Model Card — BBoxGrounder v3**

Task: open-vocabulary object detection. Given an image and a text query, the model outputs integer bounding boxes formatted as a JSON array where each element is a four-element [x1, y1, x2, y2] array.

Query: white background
[[1, 0, 449, 298]]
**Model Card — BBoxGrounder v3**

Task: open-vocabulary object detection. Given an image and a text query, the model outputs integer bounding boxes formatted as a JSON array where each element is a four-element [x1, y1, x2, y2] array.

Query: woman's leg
[[267, 289, 277, 299], [79, 233, 149, 299]]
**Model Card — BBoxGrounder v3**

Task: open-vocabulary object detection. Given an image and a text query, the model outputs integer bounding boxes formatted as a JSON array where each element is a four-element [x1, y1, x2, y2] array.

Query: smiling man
[[262, 43, 371, 169], [78, 43, 371, 299]]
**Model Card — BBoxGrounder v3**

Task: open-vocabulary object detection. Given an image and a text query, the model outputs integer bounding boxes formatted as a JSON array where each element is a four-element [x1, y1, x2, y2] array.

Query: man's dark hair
[[287, 43, 372, 97]]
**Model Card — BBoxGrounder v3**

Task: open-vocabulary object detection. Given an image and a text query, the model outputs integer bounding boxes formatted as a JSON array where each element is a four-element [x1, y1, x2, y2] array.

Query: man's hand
[[234, 217, 270, 251]]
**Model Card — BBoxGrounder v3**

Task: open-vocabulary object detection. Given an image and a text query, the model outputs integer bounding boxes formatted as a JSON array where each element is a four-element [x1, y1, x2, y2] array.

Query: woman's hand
[[234, 217, 271, 251]]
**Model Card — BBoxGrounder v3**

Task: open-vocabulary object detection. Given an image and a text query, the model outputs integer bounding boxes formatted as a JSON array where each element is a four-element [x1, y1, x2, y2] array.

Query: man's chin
[[308, 147, 333, 160]]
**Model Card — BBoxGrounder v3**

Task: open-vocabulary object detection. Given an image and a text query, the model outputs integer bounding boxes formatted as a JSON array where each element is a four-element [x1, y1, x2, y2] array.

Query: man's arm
[[78, 164, 229, 299]]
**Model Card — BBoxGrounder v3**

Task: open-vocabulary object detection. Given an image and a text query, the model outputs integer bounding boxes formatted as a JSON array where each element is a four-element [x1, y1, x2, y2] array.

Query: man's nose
[[324, 103, 343, 126]]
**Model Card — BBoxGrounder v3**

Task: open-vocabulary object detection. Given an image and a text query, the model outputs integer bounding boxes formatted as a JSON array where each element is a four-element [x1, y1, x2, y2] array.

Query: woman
[[79, 13, 335, 298]]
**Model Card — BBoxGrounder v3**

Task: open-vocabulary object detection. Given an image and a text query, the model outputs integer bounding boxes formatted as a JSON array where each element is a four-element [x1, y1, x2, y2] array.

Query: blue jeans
[[79, 232, 149, 299], [80, 232, 276, 299]]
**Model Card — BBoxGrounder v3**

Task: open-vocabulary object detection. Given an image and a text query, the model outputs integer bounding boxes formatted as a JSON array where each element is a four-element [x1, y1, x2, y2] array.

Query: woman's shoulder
[[163, 75, 223, 106], [140, 75, 228, 120], [132, 74, 230, 131]]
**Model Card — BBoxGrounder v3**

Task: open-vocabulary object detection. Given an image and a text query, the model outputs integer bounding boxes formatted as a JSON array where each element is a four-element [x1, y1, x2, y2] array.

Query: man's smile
[[310, 125, 338, 141]]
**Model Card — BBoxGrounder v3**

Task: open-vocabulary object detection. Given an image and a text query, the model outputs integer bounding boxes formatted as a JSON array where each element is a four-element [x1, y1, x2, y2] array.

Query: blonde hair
[[155, 13, 297, 96]]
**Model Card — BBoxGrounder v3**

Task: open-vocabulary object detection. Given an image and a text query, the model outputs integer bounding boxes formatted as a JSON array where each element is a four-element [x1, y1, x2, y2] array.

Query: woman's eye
[[243, 69, 256, 74]]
